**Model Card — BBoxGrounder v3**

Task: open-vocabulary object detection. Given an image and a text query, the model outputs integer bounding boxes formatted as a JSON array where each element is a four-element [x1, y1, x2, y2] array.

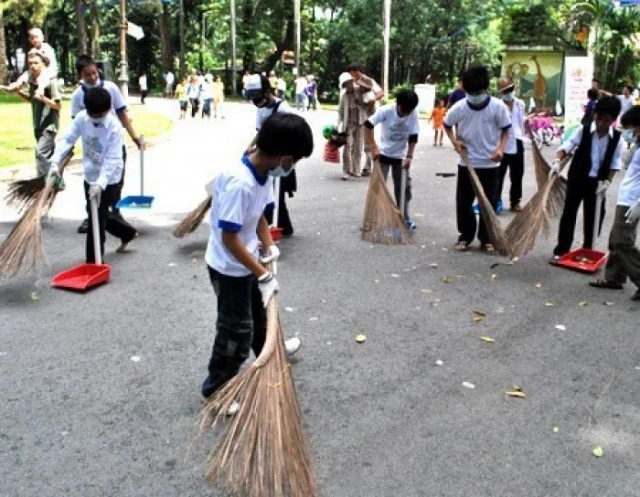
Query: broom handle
[[139, 136, 145, 196], [593, 192, 604, 248], [272, 177, 281, 228], [399, 167, 407, 219], [90, 196, 102, 265]]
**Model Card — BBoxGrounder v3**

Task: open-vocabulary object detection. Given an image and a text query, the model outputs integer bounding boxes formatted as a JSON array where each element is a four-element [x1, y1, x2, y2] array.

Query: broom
[[0, 176, 57, 277], [4, 151, 74, 213], [173, 195, 212, 238], [197, 291, 318, 497], [459, 150, 513, 257], [361, 161, 411, 244], [528, 138, 568, 218]]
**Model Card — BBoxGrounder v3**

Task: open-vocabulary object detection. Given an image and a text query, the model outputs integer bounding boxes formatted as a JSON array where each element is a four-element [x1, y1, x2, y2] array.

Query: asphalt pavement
[[1, 98, 639, 497]]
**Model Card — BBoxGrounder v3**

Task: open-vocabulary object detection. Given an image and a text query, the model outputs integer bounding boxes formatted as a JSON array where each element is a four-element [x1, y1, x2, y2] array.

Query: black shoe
[[77, 219, 89, 234], [282, 228, 294, 237]]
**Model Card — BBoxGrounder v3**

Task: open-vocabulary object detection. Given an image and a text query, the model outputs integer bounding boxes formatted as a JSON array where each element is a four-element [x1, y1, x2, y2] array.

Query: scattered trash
[[473, 310, 487, 317], [421, 289, 433, 294], [355, 334, 367, 343], [462, 382, 476, 389], [592, 446, 604, 458], [496, 306, 505, 314], [552, 426, 559, 433], [130, 356, 141, 362], [309, 317, 319, 322], [168, 263, 177, 267], [429, 263, 438, 268], [479, 336, 495, 343], [374, 279, 380, 284], [506, 390, 526, 398], [326, 341, 332, 346], [420, 245, 427, 249], [284, 307, 294, 312], [545, 302, 555, 307], [578, 301, 588, 307], [555, 325, 566, 331], [321, 299, 327, 304], [603, 301, 615, 306], [473, 316, 484, 323], [490, 274, 498, 281], [30, 292, 40, 301], [390, 274, 400, 278], [441, 276, 452, 284], [534, 283, 542, 288], [441, 247, 448, 252], [435, 360, 444, 366], [414, 213, 425, 218]]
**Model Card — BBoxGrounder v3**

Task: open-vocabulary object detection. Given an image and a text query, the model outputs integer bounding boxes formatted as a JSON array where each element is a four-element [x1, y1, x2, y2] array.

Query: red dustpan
[[555, 193, 608, 274], [52, 197, 111, 291]]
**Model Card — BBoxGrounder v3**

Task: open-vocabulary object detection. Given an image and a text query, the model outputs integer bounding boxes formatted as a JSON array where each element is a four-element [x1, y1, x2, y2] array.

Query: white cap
[[339, 72, 353, 88], [245, 74, 263, 92]]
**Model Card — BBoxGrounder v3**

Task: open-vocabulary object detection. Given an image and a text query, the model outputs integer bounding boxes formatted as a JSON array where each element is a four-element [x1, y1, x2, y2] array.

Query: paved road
[[1, 99, 639, 496]]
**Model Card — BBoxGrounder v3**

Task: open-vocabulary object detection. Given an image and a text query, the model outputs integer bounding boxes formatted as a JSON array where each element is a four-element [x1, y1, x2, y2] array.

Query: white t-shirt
[[618, 146, 640, 207], [444, 96, 512, 168], [367, 103, 420, 159], [205, 156, 275, 277], [255, 98, 291, 130], [618, 95, 634, 116], [558, 124, 623, 178], [70, 80, 128, 118], [277, 78, 287, 92], [200, 82, 213, 100], [50, 112, 124, 189], [165, 72, 175, 85], [295, 77, 307, 94], [139, 75, 148, 91]]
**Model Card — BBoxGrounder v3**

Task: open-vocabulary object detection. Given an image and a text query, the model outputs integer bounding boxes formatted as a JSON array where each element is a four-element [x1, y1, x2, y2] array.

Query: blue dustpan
[[117, 136, 155, 209]]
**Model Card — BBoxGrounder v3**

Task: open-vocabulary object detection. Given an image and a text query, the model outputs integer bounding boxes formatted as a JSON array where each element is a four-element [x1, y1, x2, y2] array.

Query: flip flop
[[589, 279, 623, 290], [481, 243, 496, 254], [455, 241, 469, 252]]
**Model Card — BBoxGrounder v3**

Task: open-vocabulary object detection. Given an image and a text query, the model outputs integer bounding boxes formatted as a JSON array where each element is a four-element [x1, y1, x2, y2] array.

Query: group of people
[[174, 72, 225, 119]]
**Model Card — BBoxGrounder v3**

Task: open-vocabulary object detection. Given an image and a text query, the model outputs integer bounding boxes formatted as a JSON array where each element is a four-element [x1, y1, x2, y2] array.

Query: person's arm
[[608, 137, 625, 181], [50, 118, 82, 167], [222, 231, 269, 277], [364, 123, 378, 158], [116, 109, 141, 148], [257, 215, 274, 249], [95, 131, 123, 190], [599, 89, 613, 97], [246, 133, 258, 155], [491, 127, 510, 162], [403, 113, 419, 168], [443, 104, 464, 152], [337, 95, 345, 127], [35, 91, 61, 111], [556, 126, 583, 160]]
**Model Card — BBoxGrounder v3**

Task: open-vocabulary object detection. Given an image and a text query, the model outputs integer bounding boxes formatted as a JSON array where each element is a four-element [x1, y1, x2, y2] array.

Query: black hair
[[594, 96, 621, 119], [259, 74, 272, 92], [592, 78, 599, 83], [84, 87, 112, 115], [620, 105, 640, 127], [395, 89, 419, 112], [461, 65, 489, 93], [347, 63, 364, 73], [587, 88, 599, 100], [76, 54, 96, 76], [27, 48, 49, 66], [257, 113, 314, 162], [625, 84, 635, 93]]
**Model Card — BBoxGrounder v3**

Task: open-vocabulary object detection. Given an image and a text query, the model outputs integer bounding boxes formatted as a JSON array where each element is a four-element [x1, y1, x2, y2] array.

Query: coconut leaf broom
[[173, 195, 212, 238], [197, 293, 318, 497], [361, 161, 411, 244]]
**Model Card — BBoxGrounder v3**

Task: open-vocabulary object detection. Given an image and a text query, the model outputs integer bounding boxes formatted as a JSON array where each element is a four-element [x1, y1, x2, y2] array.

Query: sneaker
[[549, 254, 561, 264], [341, 174, 349, 181], [406, 219, 417, 231], [361, 169, 371, 177], [510, 204, 523, 212], [77, 218, 89, 234], [285, 337, 301, 356]]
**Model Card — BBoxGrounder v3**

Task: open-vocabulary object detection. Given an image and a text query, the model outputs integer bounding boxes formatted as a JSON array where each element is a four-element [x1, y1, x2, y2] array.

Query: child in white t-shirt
[[364, 89, 420, 229], [444, 65, 511, 253], [201, 113, 313, 401], [48, 88, 137, 262]]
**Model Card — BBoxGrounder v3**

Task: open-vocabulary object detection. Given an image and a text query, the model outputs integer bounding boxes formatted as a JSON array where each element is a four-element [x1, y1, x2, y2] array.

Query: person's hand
[[402, 157, 412, 169], [88, 184, 102, 205], [625, 200, 640, 224], [34, 89, 45, 101], [524, 120, 532, 135], [46, 164, 60, 181], [452, 139, 466, 155], [260, 245, 281, 265], [596, 179, 611, 197], [258, 271, 279, 307], [132, 136, 142, 149], [549, 160, 561, 179], [490, 147, 504, 163], [370, 143, 380, 160]]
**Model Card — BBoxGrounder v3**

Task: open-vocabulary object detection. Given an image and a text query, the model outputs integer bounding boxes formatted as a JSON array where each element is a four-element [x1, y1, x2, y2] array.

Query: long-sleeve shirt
[[15, 43, 58, 86], [558, 123, 623, 178], [50, 111, 124, 189]]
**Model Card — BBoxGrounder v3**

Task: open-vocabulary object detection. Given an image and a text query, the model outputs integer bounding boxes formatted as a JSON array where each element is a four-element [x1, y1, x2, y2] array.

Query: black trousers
[[554, 177, 604, 255], [201, 266, 267, 398], [83, 182, 138, 263], [456, 165, 500, 245], [190, 98, 199, 117], [379, 156, 412, 221], [141, 90, 148, 104], [264, 186, 293, 235], [498, 139, 524, 207]]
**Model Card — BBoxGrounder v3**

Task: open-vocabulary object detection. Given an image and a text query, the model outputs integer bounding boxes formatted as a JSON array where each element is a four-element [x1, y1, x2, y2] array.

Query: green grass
[[0, 93, 173, 168]]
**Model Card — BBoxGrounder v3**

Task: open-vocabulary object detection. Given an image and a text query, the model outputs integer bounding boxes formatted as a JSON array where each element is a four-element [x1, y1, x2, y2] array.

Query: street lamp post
[[230, 0, 237, 95], [382, 0, 391, 97], [294, 0, 301, 76], [118, 0, 129, 99]]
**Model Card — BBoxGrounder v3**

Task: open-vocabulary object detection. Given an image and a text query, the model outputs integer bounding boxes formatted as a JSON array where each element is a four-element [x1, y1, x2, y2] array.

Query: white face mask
[[269, 162, 294, 178], [501, 93, 514, 103], [467, 93, 487, 106], [623, 129, 636, 143], [90, 116, 107, 126]]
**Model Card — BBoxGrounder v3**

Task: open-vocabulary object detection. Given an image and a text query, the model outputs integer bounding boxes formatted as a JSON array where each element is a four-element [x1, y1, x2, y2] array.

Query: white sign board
[[564, 55, 594, 127], [127, 22, 145, 41]]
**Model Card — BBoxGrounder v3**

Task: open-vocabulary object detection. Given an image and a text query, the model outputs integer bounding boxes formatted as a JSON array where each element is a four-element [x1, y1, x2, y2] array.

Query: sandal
[[589, 279, 623, 290], [455, 241, 469, 252], [480, 243, 496, 254]]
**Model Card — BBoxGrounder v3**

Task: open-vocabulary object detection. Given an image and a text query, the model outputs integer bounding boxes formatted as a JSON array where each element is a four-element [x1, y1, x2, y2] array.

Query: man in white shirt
[[590, 105, 640, 301], [364, 89, 420, 228], [139, 72, 148, 104], [48, 88, 138, 260], [8, 28, 58, 92], [601, 85, 634, 117], [550, 96, 624, 260], [444, 65, 511, 253], [164, 70, 175, 98], [295, 74, 308, 111], [496, 76, 528, 212]]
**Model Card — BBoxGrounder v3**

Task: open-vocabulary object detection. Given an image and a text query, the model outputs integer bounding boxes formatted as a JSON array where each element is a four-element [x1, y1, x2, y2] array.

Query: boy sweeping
[[590, 105, 640, 301], [364, 88, 420, 230], [201, 113, 313, 402], [550, 97, 623, 261], [444, 65, 511, 253], [48, 88, 138, 262]]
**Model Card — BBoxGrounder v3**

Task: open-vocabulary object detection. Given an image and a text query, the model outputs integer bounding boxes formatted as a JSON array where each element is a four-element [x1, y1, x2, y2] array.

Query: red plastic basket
[[323, 142, 340, 163], [555, 248, 608, 274]]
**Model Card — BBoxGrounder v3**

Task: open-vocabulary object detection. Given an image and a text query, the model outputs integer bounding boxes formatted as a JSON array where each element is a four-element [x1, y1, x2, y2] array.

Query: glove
[[625, 201, 640, 224], [596, 179, 611, 197], [46, 165, 60, 181], [258, 271, 279, 307], [549, 160, 561, 178], [88, 184, 102, 205], [260, 244, 281, 265]]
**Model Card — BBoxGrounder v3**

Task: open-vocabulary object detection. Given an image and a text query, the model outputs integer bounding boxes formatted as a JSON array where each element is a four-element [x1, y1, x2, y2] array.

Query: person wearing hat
[[337, 72, 369, 180], [496, 76, 528, 212], [244, 74, 296, 236]]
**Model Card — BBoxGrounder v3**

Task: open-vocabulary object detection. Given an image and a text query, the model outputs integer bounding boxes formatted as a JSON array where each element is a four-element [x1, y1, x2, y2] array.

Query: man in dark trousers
[[550, 97, 624, 262]]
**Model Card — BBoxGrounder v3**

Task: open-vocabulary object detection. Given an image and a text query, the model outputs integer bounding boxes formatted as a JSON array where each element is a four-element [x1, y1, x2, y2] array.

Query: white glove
[[260, 244, 281, 265], [596, 179, 611, 196], [625, 201, 640, 224], [258, 271, 279, 307], [549, 160, 561, 178], [46, 164, 60, 181], [88, 184, 102, 204]]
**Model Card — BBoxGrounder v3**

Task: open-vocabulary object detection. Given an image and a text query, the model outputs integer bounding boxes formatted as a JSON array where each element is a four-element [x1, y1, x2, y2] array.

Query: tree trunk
[[158, 1, 174, 72], [89, 0, 101, 58], [262, 20, 294, 72], [242, 0, 256, 71], [0, 2, 7, 84], [74, 0, 88, 54]]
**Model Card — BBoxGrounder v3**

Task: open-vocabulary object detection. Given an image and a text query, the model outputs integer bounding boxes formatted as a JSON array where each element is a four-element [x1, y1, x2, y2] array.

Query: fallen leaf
[[555, 324, 566, 331], [355, 334, 367, 343], [545, 302, 555, 307], [309, 317, 319, 321], [30, 292, 40, 302], [473, 316, 484, 323], [479, 336, 495, 343], [441, 276, 452, 284], [462, 381, 476, 389], [578, 301, 588, 307], [473, 310, 487, 317], [130, 356, 141, 362], [435, 360, 444, 366], [490, 274, 498, 281], [390, 273, 400, 278], [552, 426, 559, 433], [592, 446, 604, 458], [168, 262, 177, 267], [534, 283, 542, 288], [511, 385, 522, 391], [603, 301, 615, 306], [421, 289, 433, 294], [429, 263, 438, 268], [284, 307, 294, 312], [506, 391, 526, 398]]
